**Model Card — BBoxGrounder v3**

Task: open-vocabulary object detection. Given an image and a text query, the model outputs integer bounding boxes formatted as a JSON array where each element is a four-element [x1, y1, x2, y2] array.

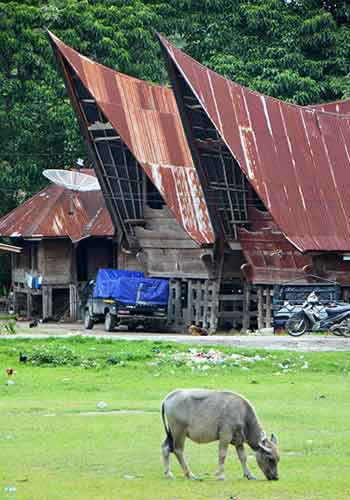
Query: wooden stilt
[[265, 286, 271, 328], [187, 280, 193, 324], [209, 280, 219, 333], [257, 286, 264, 331], [42, 286, 53, 319], [26, 292, 32, 318], [242, 281, 251, 332], [69, 284, 78, 320]]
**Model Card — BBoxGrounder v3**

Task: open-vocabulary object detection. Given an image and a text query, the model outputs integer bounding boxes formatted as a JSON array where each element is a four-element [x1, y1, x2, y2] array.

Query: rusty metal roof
[[48, 32, 215, 246], [0, 169, 114, 242], [159, 35, 350, 253], [308, 99, 350, 114], [238, 209, 312, 284]]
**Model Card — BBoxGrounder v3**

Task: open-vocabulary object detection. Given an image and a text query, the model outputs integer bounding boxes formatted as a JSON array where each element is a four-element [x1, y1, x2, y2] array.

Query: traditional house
[[0, 170, 116, 319], [47, 32, 350, 332], [157, 35, 350, 309]]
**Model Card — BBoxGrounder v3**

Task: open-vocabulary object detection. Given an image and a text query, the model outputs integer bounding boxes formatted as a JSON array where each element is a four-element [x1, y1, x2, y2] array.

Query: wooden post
[[209, 251, 224, 333], [69, 284, 78, 321], [12, 291, 17, 315], [26, 292, 32, 318], [265, 286, 271, 328], [194, 281, 201, 325], [203, 280, 209, 329], [167, 279, 184, 331], [242, 281, 251, 332], [187, 280, 193, 324], [209, 280, 219, 333], [257, 286, 264, 331], [42, 286, 53, 319]]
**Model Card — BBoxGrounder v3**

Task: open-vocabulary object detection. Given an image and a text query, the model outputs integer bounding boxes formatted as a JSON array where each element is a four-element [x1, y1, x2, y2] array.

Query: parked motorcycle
[[285, 292, 350, 337]]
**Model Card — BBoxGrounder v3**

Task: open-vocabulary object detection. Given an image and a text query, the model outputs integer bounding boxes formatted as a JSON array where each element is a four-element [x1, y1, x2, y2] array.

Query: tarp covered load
[[93, 269, 169, 305]]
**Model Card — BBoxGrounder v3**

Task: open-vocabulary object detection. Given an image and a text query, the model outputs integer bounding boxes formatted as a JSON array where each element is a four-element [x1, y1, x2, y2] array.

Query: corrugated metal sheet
[[0, 170, 114, 243], [308, 99, 350, 114], [48, 32, 215, 246], [159, 35, 350, 253], [239, 209, 312, 284]]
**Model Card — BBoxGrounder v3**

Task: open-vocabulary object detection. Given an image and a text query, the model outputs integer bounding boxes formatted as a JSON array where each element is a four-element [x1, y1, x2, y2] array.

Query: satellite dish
[[43, 169, 101, 192]]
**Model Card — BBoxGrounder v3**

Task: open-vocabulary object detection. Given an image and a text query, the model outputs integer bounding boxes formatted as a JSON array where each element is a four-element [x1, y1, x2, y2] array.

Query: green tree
[[0, 0, 349, 220], [0, 0, 162, 216]]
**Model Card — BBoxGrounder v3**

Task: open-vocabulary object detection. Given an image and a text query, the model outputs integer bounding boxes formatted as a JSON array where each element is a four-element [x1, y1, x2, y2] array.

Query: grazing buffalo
[[161, 389, 279, 481]]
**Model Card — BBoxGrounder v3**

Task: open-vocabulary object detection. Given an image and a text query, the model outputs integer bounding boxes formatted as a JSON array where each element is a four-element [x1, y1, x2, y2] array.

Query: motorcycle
[[285, 292, 350, 337]]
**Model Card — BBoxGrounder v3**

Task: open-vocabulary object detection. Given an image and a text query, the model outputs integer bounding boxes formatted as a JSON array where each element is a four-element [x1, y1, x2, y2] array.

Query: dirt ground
[[7, 320, 350, 351]]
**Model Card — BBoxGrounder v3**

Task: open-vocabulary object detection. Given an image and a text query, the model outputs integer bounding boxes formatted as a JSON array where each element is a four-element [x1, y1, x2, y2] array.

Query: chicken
[[19, 353, 27, 363], [188, 324, 209, 336], [6, 368, 14, 377]]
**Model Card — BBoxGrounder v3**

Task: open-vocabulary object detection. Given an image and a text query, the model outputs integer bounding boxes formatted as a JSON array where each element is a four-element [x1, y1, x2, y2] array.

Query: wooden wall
[[39, 240, 71, 285], [132, 206, 215, 278]]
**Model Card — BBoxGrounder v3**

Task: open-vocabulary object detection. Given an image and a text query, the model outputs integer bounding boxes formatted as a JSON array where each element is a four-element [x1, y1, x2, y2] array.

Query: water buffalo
[[161, 389, 279, 481]]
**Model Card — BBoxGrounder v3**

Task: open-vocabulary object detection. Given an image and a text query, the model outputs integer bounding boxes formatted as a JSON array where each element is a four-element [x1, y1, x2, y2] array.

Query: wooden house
[[0, 171, 116, 319], [46, 33, 350, 332]]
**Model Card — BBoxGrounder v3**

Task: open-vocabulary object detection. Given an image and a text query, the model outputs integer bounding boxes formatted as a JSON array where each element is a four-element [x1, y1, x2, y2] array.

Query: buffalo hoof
[[187, 473, 200, 481], [216, 474, 225, 481], [245, 474, 257, 480], [165, 472, 174, 480]]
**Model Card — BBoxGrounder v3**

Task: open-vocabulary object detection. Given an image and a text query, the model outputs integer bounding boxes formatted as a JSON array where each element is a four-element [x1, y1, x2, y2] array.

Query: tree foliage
[[0, 0, 349, 217]]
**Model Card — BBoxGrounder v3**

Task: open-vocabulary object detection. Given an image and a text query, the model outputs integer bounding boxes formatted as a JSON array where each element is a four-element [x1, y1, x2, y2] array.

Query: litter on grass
[[97, 401, 108, 409], [156, 348, 266, 371], [4, 487, 16, 493], [151, 348, 311, 373]]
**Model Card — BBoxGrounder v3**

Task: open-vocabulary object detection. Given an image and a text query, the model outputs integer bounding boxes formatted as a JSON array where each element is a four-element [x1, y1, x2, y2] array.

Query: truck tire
[[84, 310, 94, 330], [105, 312, 116, 332]]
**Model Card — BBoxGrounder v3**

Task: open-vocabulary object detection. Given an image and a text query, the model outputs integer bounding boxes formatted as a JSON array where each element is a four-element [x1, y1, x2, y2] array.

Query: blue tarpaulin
[[93, 269, 169, 305]]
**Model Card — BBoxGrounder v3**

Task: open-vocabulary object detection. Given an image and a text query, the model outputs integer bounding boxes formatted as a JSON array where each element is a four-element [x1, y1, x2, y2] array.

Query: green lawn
[[0, 337, 350, 500]]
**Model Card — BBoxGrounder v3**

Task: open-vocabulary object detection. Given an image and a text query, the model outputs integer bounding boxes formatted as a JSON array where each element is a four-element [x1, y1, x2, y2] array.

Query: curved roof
[[48, 32, 215, 246], [0, 170, 114, 242], [308, 99, 350, 114], [159, 35, 350, 252]]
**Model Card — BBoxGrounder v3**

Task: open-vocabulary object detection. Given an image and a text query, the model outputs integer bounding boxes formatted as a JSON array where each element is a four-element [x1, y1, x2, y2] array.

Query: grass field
[[0, 336, 350, 500]]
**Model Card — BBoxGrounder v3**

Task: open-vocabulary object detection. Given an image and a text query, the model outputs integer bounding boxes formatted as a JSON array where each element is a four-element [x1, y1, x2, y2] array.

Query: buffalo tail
[[161, 401, 174, 452]]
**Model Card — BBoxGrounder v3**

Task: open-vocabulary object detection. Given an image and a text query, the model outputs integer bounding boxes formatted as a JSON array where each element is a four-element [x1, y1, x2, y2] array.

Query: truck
[[81, 269, 169, 332]]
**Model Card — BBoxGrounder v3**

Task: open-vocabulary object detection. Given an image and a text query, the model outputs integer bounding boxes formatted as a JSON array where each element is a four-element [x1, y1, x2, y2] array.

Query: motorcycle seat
[[326, 306, 350, 316]]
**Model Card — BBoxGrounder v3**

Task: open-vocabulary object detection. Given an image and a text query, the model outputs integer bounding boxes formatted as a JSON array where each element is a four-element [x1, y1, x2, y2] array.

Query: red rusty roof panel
[[308, 99, 350, 114], [239, 209, 312, 284], [159, 35, 350, 252], [0, 170, 114, 242], [240, 227, 313, 284], [48, 32, 215, 246]]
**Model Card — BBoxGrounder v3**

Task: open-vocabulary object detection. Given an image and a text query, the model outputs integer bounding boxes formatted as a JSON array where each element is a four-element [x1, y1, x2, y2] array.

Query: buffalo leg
[[216, 438, 230, 481], [172, 427, 196, 479], [235, 444, 256, 480], [161, 437, 174, 479]]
